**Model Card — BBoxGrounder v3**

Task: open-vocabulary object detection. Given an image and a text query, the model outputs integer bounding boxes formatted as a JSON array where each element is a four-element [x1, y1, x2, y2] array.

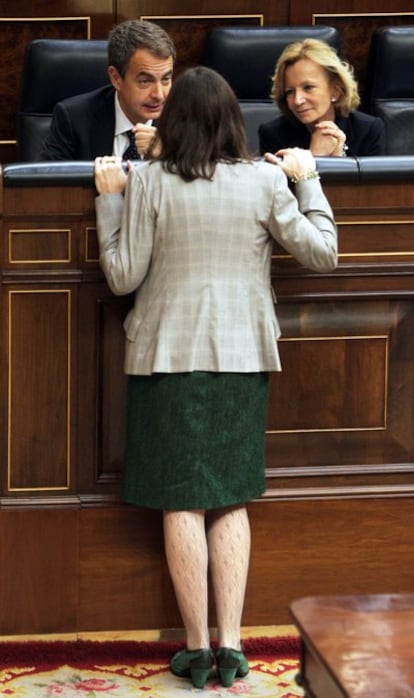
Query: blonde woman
[[259, 38, 385, 157]]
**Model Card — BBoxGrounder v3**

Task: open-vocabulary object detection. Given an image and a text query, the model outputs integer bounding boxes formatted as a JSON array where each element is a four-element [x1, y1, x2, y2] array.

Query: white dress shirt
[[112, 93, 152, 157]]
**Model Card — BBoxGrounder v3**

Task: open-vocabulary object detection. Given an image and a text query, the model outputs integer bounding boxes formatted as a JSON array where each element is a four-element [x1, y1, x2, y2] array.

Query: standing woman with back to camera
[[94, 65, 337, 690]]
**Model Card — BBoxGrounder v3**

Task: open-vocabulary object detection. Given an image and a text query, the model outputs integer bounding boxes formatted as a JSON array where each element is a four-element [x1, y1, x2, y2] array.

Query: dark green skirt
[[121, 371, 269, 511]]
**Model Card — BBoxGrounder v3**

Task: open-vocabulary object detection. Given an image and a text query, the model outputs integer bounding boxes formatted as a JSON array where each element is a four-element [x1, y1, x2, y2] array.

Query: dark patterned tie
[[122, 129, 139, 160]]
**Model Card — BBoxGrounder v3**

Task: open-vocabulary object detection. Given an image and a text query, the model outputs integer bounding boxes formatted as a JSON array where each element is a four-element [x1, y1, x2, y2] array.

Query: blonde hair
[[270, 38, 360, 118]]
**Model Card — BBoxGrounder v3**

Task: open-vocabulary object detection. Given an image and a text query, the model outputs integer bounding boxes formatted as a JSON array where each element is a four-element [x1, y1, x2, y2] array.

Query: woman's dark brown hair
[[156, 66, 251, 181]]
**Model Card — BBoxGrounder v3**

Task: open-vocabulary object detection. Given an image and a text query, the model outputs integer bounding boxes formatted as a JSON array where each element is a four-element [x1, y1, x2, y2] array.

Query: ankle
[[217, 635, 241, 650], [185, 632, 210, 651]]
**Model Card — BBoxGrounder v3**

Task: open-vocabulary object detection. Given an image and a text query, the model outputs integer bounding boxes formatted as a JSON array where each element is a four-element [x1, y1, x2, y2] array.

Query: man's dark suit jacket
[[258, 110, 386, 157], [40, 85, 116, 161]]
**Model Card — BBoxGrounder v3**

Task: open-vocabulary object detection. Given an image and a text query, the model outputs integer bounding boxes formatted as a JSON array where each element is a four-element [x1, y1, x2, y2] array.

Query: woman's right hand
[[94, 155, 127, 194], [265, 147, 317, 180], [310, 121, 346, 157]]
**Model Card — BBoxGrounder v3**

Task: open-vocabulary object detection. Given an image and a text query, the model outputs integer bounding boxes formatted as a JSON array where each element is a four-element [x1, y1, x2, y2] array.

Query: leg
[[163, 509, 210, 649], [206, 504, 251, 649], [164, 509, 214, 688], [207, 504, 251, 686]]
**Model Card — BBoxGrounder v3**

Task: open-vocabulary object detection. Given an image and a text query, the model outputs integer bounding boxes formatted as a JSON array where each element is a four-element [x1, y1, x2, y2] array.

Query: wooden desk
[[290, 594, 414, 697], [1, 162, 414, 635]]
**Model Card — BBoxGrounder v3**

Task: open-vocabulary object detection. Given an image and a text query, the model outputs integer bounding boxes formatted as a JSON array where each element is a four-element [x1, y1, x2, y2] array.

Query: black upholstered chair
[[363, 26, 414, 154], [16, 39, 109, 162], [239, 102, 277, 152], [201, 25, 340, 101], [201, 25, 340, 152]]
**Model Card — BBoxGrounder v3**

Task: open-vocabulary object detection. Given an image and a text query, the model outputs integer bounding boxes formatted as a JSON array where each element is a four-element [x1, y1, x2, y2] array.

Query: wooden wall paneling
[[2, 182, 94, 218], [1, 167, 414, 633], [0, 1, 115, 34], [7, 286, 74, 493], [77, 215, 131, 496], [0, 172, 4, 498], [264, 176, 414, 500], [0, 1, 113, 14], [0, 2, 115, 164], [77, 496, 414, 630], [116, 0, 289, 78], [0, 507, 79, 634], [265, 298, 414, 487], [0, 184, 89, 500], [77, 505, 181, 631], [288, 2, 414, 104], [0, 492, 412, 633], [117, 0, 289, 25], [289, 0, 414, 24], [76, 281, 130, 495], [246, 497, 414, 625]]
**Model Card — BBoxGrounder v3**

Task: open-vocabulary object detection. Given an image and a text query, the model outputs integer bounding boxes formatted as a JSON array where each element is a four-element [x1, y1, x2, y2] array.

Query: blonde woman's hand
[[311, 121, 346, 157], [265, 147, 317, 180], [94, 156, 127, 194]]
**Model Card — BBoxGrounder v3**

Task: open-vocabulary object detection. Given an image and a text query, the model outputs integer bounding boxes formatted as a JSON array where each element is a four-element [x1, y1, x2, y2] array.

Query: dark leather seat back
[[201, 25, 339, 152], [373, 101, 414, 155], [17, 38, 109, 161], [239, 102, 279, 153], [363, 26, 414, 154], [201, 25, 340, 101]]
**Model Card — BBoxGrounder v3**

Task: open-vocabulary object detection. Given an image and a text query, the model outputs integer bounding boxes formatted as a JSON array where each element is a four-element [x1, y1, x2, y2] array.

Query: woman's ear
[[330, 82, 342, 104]]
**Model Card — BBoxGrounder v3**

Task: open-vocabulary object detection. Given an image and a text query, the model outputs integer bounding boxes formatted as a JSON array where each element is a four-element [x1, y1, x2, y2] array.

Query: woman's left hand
[[311, 121, 346, 157], [94, 156, 128, 194], [265, 147, 316, 180]]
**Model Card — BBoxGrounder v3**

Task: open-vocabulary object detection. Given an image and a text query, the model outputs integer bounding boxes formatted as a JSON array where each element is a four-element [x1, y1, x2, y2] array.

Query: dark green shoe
[[216, 646, 249, 687], [170, 648, 214, 689]]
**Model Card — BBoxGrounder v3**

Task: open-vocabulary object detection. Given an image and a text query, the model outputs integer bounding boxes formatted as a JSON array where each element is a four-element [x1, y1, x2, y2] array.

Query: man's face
[[109, 47, 173, 124]]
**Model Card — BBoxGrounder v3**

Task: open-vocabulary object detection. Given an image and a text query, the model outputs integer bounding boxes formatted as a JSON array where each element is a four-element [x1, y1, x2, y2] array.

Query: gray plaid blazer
[[95, 160, 337, 375]]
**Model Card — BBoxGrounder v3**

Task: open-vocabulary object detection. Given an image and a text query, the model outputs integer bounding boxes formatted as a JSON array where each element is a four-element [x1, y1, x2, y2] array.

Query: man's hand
[[134, 123, 157, 157]]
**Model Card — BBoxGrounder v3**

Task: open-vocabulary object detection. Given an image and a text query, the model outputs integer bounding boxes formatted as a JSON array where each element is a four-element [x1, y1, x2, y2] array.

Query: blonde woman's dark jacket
[[259, 110, 386, 157]]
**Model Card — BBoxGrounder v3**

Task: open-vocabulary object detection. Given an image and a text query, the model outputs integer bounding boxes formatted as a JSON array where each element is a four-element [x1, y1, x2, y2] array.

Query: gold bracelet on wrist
[[290, 169, 320, 184]]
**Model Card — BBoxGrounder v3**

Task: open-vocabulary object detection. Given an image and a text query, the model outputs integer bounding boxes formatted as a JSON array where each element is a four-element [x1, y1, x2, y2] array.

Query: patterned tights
[[163, 505, 251, 649]]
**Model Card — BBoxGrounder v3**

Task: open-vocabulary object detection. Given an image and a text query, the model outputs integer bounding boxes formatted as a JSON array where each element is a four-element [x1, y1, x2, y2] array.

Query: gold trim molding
[[262, 482, 414, 501], [7, 289, 72, 492], [85, 227, 99, 263], [0, 16, 91, 37], [141, 14, 263, 24], [267, 334, 388, 434], [273, 219, 414, 261], [313, 12, 414, 21], [8, 228, 72, 264]]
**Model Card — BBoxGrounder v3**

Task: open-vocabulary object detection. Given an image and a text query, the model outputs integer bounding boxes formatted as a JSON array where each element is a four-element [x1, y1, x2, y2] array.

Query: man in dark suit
[[40, 19, 175, 161]]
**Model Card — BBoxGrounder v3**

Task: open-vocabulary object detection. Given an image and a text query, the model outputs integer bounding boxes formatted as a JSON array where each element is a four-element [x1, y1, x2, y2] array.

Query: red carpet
[[0, 636, 303, 696], [0, 635, 300, 666]]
